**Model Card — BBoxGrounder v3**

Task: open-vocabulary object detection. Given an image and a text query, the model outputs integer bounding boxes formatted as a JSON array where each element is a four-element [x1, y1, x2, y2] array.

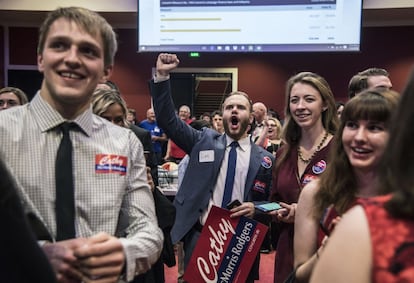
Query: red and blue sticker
[[261, 156, 273, 169], [312, 159, 327, 175], [95, 154, 127, 175], [302, 174, 317, 185], [302, 160, 327, 185], [253, 180, 266, 193]]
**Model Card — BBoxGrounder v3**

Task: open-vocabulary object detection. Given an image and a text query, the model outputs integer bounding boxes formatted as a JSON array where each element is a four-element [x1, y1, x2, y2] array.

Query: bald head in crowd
[[252, 102, 267, 124], [178, 105, 191, 121]]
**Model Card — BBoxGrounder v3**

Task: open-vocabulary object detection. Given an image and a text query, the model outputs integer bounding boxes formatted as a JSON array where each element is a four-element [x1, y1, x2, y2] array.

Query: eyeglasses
[[0, 99, 19, 108]]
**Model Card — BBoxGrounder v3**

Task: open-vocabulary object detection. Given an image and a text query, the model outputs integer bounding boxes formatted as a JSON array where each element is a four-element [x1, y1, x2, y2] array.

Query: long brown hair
[[313, 88, 400, 220], [276, 72, 338, 169], [378, 71, 414, 219]]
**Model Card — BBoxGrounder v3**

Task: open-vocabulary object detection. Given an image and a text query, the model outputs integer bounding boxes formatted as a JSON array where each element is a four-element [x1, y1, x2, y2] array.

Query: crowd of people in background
[[1, 6, 414, 283]]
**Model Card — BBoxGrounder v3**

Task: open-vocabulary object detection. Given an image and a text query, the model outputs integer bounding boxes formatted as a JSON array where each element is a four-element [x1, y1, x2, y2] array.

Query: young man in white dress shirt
[[0, 7, 162, 283]]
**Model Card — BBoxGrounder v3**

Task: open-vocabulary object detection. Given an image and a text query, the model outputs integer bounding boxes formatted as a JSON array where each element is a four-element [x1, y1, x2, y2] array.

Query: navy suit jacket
[[150, 79, 274, 244]]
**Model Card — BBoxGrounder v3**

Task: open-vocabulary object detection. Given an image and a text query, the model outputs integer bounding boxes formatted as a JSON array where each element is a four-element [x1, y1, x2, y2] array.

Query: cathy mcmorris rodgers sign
[[184, 205, 268, 283]]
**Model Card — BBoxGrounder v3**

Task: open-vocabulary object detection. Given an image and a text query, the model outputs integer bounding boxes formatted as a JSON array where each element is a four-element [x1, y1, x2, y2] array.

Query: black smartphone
[[255, 202, 282, 212], [226, 199, 241, 210]]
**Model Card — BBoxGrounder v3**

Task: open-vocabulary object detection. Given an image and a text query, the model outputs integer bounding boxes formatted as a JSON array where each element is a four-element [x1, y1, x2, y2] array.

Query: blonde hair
[[267, 117, 282, 140], [92, 88, 128, 128]]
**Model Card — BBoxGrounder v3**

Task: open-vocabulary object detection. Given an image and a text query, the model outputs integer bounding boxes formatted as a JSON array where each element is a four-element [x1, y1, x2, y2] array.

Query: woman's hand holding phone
[[255, 202, 282, 212], [267, 202, 296, 223]]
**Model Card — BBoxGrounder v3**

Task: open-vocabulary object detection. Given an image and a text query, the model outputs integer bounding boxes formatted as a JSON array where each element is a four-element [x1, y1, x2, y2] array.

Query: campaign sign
[[184, 205, 268, 283]]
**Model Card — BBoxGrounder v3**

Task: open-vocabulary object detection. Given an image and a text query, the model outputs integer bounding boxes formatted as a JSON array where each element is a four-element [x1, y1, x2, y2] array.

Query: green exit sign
[[189, 52, 200, 58]]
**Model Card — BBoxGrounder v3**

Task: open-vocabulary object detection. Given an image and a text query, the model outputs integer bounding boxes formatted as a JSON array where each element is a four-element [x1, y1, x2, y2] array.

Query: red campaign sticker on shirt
[[312, 159, 327, 174], [95, 154, 128, 175], [253, 180, 266, 193], [261, 156, 272, 169], [302, 174, 317, 185]]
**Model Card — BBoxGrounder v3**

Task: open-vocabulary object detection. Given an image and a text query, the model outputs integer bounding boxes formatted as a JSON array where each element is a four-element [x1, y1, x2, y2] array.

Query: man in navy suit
[[149, 53, 274, 281]]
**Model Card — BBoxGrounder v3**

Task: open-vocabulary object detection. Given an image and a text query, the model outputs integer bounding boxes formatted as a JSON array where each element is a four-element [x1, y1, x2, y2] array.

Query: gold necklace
[[298, 131, 328, 164]]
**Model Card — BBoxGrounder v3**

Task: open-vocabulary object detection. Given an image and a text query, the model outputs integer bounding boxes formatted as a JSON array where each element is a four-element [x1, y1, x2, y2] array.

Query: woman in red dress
[[295, 88, 400, 283], [311, 71, 414, 283]]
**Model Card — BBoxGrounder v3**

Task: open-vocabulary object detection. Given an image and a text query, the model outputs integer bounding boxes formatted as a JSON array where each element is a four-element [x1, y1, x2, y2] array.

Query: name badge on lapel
[[199, 150, 214, 162]]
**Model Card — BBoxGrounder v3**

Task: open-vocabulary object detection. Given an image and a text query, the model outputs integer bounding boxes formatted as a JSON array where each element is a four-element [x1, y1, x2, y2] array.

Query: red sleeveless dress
[[359, 195, 414, 282]]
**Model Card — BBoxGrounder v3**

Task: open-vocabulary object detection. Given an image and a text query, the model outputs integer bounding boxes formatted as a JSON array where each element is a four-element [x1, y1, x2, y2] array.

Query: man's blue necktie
[[222, 141, 239, 208]]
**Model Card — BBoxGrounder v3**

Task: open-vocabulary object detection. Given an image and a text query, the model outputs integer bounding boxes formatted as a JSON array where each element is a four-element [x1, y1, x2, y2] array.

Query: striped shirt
[[0, 93, 163, 281]]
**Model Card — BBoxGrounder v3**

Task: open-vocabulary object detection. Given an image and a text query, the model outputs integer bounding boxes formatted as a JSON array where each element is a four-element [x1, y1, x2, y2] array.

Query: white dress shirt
[[0, 93, 163, 281], [200, 135, 251, 224]]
